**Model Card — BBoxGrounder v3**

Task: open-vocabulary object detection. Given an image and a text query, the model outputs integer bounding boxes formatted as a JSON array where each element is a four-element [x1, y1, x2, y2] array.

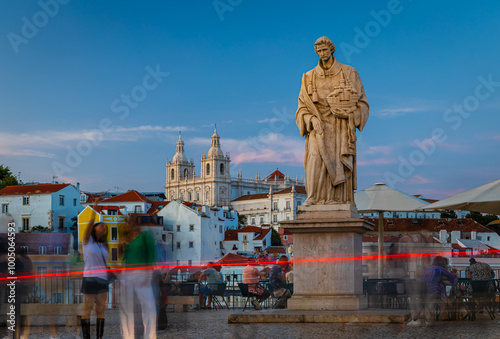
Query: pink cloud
[[364, 145, 394, 155], [407, 175, 433, 185], [357, 157, 396, 166]]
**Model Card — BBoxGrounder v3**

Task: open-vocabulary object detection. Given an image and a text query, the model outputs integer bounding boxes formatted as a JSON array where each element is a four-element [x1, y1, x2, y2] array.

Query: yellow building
[[77, 205, 127, 269]]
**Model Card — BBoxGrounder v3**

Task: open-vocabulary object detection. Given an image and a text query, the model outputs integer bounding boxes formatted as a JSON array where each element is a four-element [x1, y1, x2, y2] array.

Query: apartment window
[[263, 239, 266, 247], [111, 227, 118, 241], [52, 292, 62, 304], [176, 242, 181, 249], [52, 266, 63, 275], [73, 198, 77, 207], [189, 241, 194, 248], [111, 247, 118, 262], [189, 224, 194, 232], [283, 235, 288, 241], [58, 217, 65, 229], [219, 225, 223, 234], [134, 205, 141, 213], [273, 215, 277, 223], [22, 196, 30, 205], [195, 192, 200, 201], [39, 246, 47, 254], [260, 217, 264, 224], [273, 202, 278, 211], [59, 195, 65, 206], [177, 225, 181, 232], [219, 241, 224, 249], [22, 217, 30, 231], [20, 246, 28, 254], [251, 218, 255, 225], [54, 246, 62, 254], [1, 204, 8, 214], [157, 216, 163, 225], [108, 210, 117, 215], [286, 201, 290, 210], [243, 235, 247, 241]]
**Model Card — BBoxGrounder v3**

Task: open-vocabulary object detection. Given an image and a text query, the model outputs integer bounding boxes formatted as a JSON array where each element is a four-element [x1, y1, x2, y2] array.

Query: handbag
[[99, 244, 117, 284]]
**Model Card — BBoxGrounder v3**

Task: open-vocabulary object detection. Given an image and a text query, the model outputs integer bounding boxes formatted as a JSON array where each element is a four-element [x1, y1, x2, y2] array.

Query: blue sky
[[1, 0, 500, 199]]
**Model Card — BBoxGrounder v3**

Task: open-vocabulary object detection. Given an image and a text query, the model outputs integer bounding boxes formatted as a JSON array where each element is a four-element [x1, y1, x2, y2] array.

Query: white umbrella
[[420, 179, 500, 215], [355, 183, 429, 278]]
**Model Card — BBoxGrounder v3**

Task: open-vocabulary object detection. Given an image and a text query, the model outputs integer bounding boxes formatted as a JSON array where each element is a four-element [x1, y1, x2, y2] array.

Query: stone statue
[[296, 36, 369, 205]]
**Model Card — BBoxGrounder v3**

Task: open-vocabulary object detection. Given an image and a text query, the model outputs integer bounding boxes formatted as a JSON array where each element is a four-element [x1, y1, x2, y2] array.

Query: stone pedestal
[[280, 203, 373, 311]]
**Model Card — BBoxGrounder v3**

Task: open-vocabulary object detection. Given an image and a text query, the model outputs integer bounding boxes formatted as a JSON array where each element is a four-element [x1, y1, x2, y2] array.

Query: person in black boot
[[81, 219, 110, 339], [96, 318, 105, 339], [80, 318, 91, 339]]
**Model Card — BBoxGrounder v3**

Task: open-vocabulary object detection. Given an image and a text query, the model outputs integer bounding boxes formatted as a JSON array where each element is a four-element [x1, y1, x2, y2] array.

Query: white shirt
[[83, 236, 108, 279]]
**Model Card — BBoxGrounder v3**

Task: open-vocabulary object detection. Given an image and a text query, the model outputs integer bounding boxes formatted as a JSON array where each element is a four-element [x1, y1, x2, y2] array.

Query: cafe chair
[[238, 283, 259, 311], [208, 283, 229, 310]]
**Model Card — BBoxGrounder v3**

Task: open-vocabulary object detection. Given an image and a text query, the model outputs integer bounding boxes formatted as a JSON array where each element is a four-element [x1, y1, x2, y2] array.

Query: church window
[[171, 169, 175, 180], [220, 163, 224, 175], [184, 168, 188, 178], [206, 163, 210, 175], [188, 192, 192, 201]]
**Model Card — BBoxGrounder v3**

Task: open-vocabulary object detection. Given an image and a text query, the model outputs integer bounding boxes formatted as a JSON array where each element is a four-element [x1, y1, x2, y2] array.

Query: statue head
[[314, 36, 335, 56]]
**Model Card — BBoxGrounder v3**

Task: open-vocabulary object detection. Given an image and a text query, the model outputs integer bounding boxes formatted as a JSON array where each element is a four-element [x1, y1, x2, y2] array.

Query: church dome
[[172, 133, 189, 164], [207, 127, 224, 158]]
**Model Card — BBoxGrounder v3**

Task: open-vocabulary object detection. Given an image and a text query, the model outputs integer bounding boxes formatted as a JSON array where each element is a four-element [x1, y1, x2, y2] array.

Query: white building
[[0, 183, 82, 232], [223, 225, 272, 255], [164, 128, 303, 206], [155, 200, 238, 266], [231, 185, 307, 227], [100, 190, 153, 214]]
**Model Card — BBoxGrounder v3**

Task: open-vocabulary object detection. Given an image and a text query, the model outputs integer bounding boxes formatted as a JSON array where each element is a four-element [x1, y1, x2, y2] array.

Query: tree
[[465, 211, 498, 226], [0, 165, 19, 190], [238, 214, 247, 227], [440, 210, 457, 218], [271, 227, 283, 247]]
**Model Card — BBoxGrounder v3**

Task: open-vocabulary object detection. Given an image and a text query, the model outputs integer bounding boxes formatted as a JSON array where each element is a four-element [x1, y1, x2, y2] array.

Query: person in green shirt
[[119, 214, 157, 339]]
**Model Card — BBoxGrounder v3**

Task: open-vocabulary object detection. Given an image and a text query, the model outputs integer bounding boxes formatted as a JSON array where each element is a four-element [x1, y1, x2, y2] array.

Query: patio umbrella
[[355, 183, 429, 278], [420, 179, 500, 215]]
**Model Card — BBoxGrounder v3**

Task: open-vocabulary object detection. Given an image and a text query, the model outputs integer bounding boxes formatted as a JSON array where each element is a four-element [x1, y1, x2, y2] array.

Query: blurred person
[[466, 257, 495, 294], [421, 256, 458, 323], [270, 256, 292, 308], [197, 262, 222, 309], [120, 214, 157, 339], [81, 220, 109, 339], [285, 262, 294, 285], [242, 258, 271, 310]]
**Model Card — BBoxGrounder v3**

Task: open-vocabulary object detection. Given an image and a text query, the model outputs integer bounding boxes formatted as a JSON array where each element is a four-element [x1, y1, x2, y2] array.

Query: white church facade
[[164, 128, 303, 207]]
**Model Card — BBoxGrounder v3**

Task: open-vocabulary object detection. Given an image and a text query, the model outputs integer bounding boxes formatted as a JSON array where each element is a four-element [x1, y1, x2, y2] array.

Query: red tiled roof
[[93, 205, 124, 215], [224, 230, 239, 241], [263, 169, 286, 181], [363, 218, 493, 234], [0, 183, 70, 195], [264, 246, 286, 253], [275, 186, 307, 195], [217, 253, 250, 266], [101, 190, 151, 203], [238, 226, 262, 233], [232, 193, 269, 202], [146, 201, 170, 215], [254, 228, 271, 240], [413, 195, 438, 204]]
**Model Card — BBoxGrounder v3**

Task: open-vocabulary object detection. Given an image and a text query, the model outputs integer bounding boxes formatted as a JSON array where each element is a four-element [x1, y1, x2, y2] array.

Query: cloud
[[406, 175, 433, 185], [0, 125, 193, 158], [475, 133, 500, 141], [376, 106, 435, 117], [363, 145, 395, 155]]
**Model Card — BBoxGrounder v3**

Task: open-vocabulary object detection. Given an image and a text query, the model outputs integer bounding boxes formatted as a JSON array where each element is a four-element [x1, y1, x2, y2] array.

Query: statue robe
[[296, 58, 369, 204]]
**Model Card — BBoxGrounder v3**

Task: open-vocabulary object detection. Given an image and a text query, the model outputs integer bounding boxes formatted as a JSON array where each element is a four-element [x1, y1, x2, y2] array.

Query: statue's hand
[[310, 117, 322, 134]]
